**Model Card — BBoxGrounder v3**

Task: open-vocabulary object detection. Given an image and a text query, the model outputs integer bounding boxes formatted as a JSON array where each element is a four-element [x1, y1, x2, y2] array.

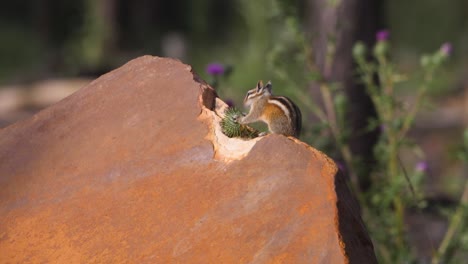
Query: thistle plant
[[220, 107, 259, 139], [353, 30, 451, 262]]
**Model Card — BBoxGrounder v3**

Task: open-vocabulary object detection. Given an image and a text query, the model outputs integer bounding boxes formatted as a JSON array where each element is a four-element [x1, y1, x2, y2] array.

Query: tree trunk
[[307, 0, 383, 191]]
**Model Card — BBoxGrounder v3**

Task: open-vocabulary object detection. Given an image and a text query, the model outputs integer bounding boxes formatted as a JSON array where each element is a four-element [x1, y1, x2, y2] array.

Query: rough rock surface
[[0, 56, 376, 263]]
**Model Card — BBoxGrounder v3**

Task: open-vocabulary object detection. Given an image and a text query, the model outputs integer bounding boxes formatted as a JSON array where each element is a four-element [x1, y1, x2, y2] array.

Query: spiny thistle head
[[220, 107, 259, 139]]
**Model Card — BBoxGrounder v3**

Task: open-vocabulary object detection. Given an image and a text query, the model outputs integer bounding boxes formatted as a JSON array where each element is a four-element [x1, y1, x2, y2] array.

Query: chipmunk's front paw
[[258, 132, 268, 136], [232, 114, 239, 122], [232, 114, 242, 123]]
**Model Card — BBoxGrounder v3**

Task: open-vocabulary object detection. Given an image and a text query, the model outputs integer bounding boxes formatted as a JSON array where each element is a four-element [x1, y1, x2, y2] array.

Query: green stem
[[389, 137, 406, 250], [320, 82, 361, 194], [432, 180, 468, 264], [287, 81, 328, 123], [399, 70, 433, 139], [356, 61, 385, 126]]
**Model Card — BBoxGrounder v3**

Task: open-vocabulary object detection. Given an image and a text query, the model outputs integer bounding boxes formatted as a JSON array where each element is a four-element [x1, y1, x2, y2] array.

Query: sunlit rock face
[[0, 56, 376, 263]]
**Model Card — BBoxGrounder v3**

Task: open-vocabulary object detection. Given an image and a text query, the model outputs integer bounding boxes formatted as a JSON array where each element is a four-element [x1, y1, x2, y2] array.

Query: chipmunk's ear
[[256, 80, 263, 91], [265, 81, 272, 92]]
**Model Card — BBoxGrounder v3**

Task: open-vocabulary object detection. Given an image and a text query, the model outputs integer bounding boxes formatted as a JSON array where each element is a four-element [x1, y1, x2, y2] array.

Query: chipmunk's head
[[243, 80, 272, 107]]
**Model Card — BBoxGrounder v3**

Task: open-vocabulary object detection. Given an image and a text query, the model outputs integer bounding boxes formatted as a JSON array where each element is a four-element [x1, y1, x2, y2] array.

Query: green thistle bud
[[220, 107, 260, 139], [373, 41, 389, 58], [352, 42, 367, 60], [420, 55, 431, 68]]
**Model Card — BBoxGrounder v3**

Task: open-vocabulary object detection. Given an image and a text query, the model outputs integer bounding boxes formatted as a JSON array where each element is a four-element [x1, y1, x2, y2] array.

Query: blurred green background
[[0, 0, 467, 263], [0, 0, 466, 90]]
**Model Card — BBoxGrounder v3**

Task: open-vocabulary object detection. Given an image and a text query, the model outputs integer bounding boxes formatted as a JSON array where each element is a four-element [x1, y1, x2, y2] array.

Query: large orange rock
[[0, 56, 376, 263]]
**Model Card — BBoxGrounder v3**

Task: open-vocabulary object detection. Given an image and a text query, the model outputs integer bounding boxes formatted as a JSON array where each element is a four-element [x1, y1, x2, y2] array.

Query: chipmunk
[[235, 80, 302, 137]]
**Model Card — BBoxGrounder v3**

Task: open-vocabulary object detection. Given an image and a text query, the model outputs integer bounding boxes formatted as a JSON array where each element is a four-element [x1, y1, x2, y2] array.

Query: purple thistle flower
[[225, 99, 235, 107], [206, 63, 225, 76], [376, 29, 390, 42], [440, 42, 452, 56], [415, 161, 428, 172]]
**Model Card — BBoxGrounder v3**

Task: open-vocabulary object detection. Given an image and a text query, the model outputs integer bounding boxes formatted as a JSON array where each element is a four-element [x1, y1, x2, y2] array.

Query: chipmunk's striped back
[[268, 96, 302, 136]]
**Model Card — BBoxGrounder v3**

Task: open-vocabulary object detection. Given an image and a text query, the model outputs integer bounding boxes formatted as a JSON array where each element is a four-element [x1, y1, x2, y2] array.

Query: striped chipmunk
[[235, 80, 302, 137]]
